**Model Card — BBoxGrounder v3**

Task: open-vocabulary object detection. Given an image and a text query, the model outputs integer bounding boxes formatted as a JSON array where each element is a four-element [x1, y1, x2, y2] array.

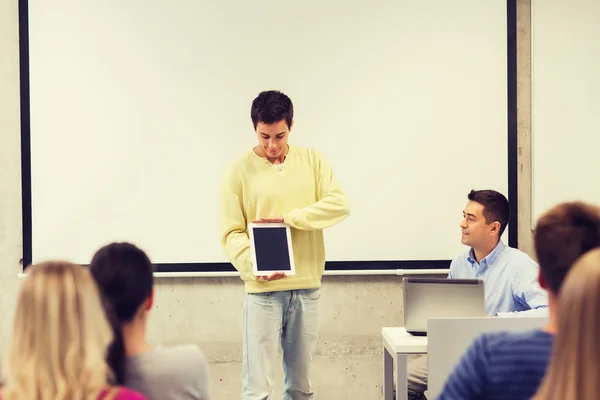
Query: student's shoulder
[[117, 388, 147, 399], [477, 329, 552, 355], [111, 387, 146, 400], [162, 343, 206, 358], [158, 344, 209, 373]]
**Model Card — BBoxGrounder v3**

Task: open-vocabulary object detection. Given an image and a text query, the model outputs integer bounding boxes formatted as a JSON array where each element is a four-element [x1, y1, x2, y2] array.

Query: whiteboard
[[532, 0, 600, 224], [26, 0, 509, 267]]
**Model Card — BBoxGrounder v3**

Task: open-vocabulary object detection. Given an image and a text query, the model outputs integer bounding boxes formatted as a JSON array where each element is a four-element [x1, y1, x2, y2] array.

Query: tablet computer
[[248, 222, 295, 276]]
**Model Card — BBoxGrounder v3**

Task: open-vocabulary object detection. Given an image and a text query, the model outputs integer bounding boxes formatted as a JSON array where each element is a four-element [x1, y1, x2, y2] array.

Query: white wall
[[531, 0, 600, 223]]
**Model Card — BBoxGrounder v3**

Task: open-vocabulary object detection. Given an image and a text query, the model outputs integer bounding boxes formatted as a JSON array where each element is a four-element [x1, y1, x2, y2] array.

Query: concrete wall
[[0, 1, 534, 398], [516, 0, 535, 257], [0, 0, 23, 355]]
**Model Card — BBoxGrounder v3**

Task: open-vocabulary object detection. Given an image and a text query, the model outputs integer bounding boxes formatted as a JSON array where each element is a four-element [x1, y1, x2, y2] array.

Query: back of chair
[[427, 316, 548, 399]]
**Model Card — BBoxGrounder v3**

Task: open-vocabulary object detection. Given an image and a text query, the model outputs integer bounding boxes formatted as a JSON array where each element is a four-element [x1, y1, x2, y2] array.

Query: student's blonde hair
[[533, 247, 600, 400], [2, 261, 114, 400]]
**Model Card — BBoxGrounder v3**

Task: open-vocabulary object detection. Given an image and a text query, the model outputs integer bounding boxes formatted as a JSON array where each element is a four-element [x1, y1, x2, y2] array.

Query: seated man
[[90, 242, 210, 400], [437, 201, 600, 400], [407, 189, 548, 400]]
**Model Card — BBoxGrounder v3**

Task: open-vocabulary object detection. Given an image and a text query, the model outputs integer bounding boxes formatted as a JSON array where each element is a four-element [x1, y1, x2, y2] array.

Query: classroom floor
[[208, 354, 383, 399]]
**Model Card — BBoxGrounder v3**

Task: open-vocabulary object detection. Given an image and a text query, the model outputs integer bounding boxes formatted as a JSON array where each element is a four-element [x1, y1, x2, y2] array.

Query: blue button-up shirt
[[448, 241, 548, 317]]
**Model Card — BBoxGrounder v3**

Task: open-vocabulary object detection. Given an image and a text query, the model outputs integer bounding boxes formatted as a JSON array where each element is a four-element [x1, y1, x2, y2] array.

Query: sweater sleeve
[[282, 150, 350, 231], [219, 167, 254, 281]]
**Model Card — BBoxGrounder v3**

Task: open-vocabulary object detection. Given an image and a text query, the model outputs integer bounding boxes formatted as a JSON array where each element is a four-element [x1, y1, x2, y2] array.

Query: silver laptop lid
[[403, 277, 486, 335]]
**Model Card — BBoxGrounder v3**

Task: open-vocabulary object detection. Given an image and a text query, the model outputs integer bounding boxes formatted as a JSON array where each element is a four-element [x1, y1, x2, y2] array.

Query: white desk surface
[[382, 327, 428, 353]]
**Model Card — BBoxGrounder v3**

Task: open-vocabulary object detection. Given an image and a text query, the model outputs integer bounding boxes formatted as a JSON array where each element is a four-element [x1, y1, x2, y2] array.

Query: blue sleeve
[[497, 258, 549, 317], [436, 335, 489, 400]]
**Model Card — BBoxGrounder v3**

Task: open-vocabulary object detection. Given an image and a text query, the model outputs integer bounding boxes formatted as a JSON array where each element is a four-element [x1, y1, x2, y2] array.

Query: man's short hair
[[251, 90, 294, 129], [534, 201, 600, 294], [467, 189, 510, 237]]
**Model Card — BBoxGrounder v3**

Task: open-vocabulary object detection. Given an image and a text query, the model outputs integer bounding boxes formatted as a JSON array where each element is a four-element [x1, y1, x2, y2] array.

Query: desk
[[382, 327, 428, 400]]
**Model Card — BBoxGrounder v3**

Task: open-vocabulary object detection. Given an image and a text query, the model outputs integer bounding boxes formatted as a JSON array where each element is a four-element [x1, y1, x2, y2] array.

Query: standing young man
[[220, 90, 350, 400]]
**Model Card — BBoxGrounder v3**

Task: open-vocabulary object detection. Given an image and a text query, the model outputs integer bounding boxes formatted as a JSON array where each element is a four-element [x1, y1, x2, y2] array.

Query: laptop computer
[[403, 277, 486, 336]]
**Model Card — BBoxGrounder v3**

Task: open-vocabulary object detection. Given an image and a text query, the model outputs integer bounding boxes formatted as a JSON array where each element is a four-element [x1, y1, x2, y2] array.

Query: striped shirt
[[437, 329, 553, 400]]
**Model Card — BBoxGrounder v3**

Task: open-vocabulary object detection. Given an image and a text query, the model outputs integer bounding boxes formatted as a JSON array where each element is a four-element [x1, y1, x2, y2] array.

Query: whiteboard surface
[[27, 0, 508, 264]]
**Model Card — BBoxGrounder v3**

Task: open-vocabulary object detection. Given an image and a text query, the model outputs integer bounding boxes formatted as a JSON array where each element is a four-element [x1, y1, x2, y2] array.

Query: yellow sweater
[[220, 144, 350, 293]]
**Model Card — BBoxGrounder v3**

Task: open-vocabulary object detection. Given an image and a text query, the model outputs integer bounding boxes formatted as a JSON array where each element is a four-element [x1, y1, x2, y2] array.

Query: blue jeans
[[242, 288, 321, 400]]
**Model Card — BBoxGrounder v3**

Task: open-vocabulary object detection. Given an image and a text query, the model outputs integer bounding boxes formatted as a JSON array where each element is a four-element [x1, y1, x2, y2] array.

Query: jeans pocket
[[304, 288, 321, 300]]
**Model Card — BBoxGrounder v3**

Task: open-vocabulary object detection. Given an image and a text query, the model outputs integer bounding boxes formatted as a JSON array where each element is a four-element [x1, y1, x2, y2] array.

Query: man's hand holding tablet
[[257, 272, 288, 281], [253, 216, 284, 223], [251, 216, 291, 281]]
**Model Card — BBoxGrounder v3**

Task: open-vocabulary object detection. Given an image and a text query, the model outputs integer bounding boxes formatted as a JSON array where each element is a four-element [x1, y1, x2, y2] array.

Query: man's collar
[[467, 240, 506, 267]]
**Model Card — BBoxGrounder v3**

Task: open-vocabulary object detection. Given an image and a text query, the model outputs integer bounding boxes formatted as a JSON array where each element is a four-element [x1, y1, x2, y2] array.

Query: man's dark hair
[[89, 242, 155, 384], [468, 189, 510, 237], [251, 90, 293, 129], [534, 202, 600, 294]]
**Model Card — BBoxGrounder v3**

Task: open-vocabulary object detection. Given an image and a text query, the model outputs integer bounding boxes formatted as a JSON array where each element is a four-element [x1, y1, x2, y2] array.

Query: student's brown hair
[[534, 201, 600, 294]]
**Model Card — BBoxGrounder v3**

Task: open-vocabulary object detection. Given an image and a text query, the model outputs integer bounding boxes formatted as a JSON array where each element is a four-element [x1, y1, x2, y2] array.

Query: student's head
[[460, 189, 509, 248], [89, 242, 155, 325], [89, 242, 155, 384], [251, 90, 294, 159], [534, 201, 600, 295], [532, 248, 600, 400], [4, 261, 113, 398]]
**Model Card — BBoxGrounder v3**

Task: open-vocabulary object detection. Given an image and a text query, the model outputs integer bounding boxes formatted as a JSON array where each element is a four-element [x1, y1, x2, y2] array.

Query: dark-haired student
[[90, 242, 210, 400]]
